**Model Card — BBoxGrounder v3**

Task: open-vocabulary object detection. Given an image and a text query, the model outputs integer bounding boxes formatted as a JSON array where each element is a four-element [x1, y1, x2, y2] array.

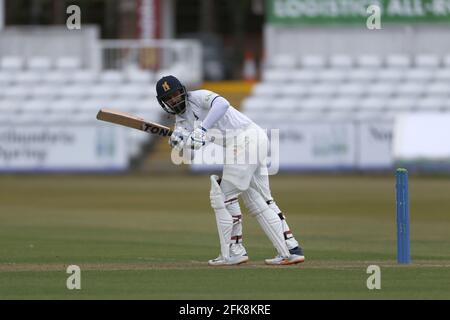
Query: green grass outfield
[[0, 174, 449, 299]]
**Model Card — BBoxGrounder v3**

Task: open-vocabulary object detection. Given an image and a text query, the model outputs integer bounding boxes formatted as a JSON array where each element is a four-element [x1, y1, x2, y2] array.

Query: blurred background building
[[2, 0, 264, 80], [1, 0, 450, 174]]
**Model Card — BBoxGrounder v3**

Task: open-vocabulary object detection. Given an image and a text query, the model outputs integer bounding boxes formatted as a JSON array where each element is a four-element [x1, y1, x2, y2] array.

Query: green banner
[[267, 0, 450, 25]]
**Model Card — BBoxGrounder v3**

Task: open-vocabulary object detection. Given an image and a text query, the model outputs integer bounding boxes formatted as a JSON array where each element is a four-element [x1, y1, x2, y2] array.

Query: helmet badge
[[162, 81, 171, 92]]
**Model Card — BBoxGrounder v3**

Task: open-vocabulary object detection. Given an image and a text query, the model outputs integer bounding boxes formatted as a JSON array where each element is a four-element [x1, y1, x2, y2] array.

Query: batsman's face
[[164, 90, 184, 108]]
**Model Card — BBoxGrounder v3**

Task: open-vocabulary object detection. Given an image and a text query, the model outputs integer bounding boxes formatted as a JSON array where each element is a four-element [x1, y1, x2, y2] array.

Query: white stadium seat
[[141, 93, 158, 103], [0, 99, 17, 113], [241, 97, 272, 112], [107, 98, 141, 113], [276, 97, 298, 111], [100, 70, 124, 83], [72, 70, 98, 83], [290, 111, 322, 120], [89, 84, 118, 98], [336, 83, 366, 96], [117, 84, 148, 98], [291, 70, 317, 82], [1, 86, 29, 99], [347, 69, 375, 81], [44, 71, 69, 83], [404, 69, 433, 81], [126, 70, 154, 83], [376, 69, 404, 81], [415, 54, 440, 68], [426, 83, 450, 96], [104, 99, 136, 113], [360, 97, 387, 111], [388, 97, 415, 111], [0, 113, 13, 123], [134, 100, 163, 117], [329, 55, 353, 68], [317, 69, 346, 82], [22, 99, 52, 113], [0, 56, 24, 70], [329, 97, 358, 111], [299, 97, 328, 111], [105, 97, 141, 115], [354, 110, 385, 120], [434, 69, 450, 80], [444, 99, 450, 111], [368, 83, 396, 97], [15, 112, 40, 123], [28, 57, 52, 70], [356, 55, 382, 68], [60, 84, 89, 98], [252, 83, 281, 97], [0, 72, 13, 85], [62, 113, 89, 122], [397, 82, 425, 96], [48, 99, 79, 113], [309, 83, 337, 96], [14, 71, 42, 83], [271, 54, 297, 69], [386, 54, 411, 68], [156, 65, 190, 84], [56, 56, 82, 69], [262, 69, 287, 82], [31, 85, 59, 99], [79, 99, 107, 113], [388, 110, 411, 119], [278, 83, 310, 97], [443, 55, 450, 68], [300, 55, 326, 68], [324, 110, 353, 119], [416, 97, 445, 111], [46, 113, 80, 122]]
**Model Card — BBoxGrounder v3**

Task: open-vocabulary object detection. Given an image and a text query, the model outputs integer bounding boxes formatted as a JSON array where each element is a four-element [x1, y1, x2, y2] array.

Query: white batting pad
[[267, 202, 299, 250], [242, 188, 290, 258], [210, 175, 233, 260], [255, 210, 290, 258]]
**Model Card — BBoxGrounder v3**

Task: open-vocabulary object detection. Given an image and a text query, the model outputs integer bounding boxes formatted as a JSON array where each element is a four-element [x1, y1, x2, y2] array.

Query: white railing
[[99, 39, 203, 86]]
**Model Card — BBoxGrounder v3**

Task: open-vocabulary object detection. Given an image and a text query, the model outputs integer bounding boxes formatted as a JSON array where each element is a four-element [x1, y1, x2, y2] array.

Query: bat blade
[[96, 108, 173, 137]]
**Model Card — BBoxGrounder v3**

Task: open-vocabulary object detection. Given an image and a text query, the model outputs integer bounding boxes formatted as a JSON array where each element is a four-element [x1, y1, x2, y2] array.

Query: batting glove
[[188, 126, 208, 150], [169, 127, 190, 151]]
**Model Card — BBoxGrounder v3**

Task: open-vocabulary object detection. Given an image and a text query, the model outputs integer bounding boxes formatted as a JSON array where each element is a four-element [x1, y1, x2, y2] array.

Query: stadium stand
[[242, 53, 450, 121], [0, 55, 163, 159], [0, 27, 203, 170]]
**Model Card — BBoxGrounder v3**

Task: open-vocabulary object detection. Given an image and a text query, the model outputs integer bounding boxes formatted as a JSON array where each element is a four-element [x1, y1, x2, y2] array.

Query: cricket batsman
[[156, 75, 305, 266]]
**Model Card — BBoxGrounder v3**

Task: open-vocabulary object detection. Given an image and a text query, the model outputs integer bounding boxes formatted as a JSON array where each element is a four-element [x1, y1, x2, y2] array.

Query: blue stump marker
[[396, 168, 411, 264]]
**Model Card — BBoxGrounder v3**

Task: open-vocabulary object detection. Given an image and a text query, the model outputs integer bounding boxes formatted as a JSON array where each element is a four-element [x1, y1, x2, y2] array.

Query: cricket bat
[[96, 108, 173, 137]]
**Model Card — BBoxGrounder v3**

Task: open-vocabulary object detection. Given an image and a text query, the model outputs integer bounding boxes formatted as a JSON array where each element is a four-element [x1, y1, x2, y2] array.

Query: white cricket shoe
[[208, 254, 249, 266], [208, 243, 249, 266], [265, 246, 305, 265], [264, 254, 305, 265]]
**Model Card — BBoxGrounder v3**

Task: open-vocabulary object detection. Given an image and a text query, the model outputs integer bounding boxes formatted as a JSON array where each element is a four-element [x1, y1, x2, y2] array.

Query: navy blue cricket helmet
[[156, 75, 187, 115]]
